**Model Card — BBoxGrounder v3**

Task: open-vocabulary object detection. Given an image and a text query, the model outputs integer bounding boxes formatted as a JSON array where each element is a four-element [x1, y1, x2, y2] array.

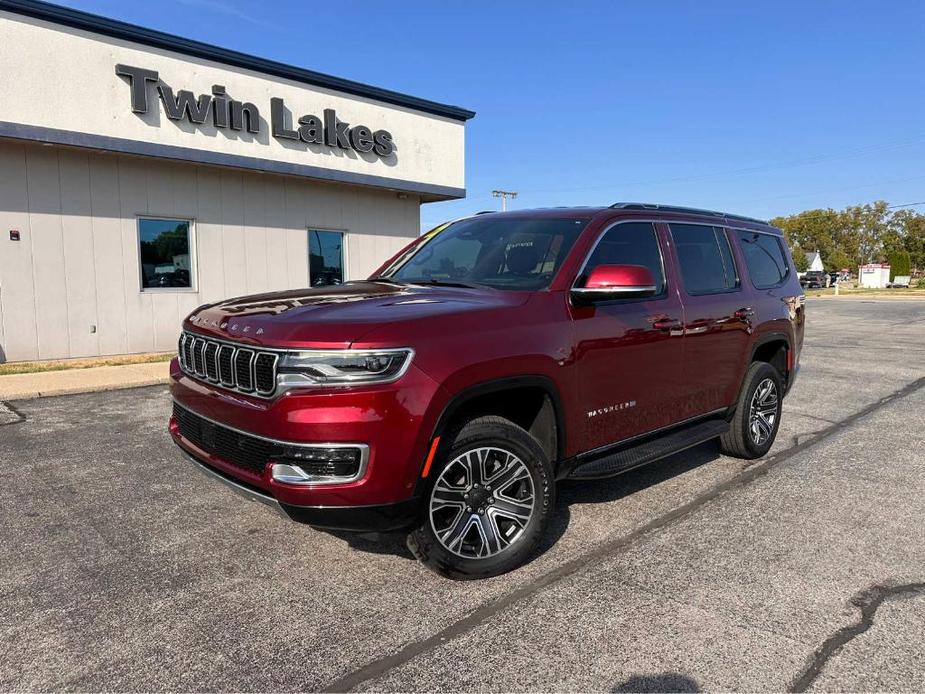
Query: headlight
[[277, 348, 414, 386]]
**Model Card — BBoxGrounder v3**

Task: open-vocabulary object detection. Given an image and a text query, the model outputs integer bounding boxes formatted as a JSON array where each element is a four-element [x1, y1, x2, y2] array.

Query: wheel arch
[[427, 375, 566, 470]]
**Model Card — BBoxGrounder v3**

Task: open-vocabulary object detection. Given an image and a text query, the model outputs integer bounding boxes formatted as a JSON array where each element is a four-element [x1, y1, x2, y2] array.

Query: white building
[[0, 1, 473, 363], [858, 264, 891, 289], [804, 250, 824, 272]]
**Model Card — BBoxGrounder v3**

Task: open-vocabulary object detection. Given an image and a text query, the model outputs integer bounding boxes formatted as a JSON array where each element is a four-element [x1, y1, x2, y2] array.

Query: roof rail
[[609, 202, 767, 225]]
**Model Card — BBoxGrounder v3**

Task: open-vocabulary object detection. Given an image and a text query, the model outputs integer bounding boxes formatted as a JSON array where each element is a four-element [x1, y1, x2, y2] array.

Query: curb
[[0, 376, 170, 402]]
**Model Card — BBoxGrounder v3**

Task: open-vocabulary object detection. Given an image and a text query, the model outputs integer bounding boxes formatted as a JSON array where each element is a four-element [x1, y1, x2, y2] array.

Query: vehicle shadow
[[530, 440, 721, 561], [612, 672, 701, 692], [323, 440, 722, 566]]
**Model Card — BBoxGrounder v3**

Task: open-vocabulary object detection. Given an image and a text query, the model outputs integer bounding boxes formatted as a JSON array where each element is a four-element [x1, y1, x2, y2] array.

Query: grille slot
[[235, 349, 255, 391], [182, 334, 194, 370], [193, 338, 206, 375], [177, 331, 279, 398], [218, 345, 236, 386], [254, 353, 277, 394], [203, 342, 219, 381], [173, 403, 276, 475]]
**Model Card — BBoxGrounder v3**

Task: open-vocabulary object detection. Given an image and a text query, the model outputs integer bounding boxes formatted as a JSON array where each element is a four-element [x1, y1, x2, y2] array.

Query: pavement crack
[[323, 374, 925, 693], [788, 581, 925, 692]]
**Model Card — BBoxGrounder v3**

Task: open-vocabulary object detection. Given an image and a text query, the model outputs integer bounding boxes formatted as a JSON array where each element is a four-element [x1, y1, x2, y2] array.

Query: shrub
[[886, 250, 912, 280]]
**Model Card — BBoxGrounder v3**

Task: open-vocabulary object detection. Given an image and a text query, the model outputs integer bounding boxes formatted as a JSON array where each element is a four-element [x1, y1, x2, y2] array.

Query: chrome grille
[[178, 332, 279, 397]]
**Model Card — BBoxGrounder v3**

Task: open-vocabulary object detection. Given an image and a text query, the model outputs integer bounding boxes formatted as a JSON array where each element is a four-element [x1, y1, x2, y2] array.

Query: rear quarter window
[[736, 231, 790, 288]]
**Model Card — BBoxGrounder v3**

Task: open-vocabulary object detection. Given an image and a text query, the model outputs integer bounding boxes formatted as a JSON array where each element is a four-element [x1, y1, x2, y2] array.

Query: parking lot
[[2, 298, 924, 692]]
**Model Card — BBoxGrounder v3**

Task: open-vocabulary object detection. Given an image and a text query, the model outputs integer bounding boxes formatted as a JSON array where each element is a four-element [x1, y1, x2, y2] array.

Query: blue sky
[[61, 0, 925, 230]]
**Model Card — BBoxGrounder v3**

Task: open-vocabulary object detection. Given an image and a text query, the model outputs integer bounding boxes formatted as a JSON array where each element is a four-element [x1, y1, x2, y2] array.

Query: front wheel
[[407, 416, 555, 580], [720, 361, 783, 459]]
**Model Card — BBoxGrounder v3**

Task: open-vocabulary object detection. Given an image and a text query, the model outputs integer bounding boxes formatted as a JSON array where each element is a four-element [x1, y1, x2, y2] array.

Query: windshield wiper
[[369, 277, 408, 286], [409, 278, 483, 289]]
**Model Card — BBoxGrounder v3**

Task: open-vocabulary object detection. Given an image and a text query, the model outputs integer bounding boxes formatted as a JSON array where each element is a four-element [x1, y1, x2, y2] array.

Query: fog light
[[270, 445, 368, 485]]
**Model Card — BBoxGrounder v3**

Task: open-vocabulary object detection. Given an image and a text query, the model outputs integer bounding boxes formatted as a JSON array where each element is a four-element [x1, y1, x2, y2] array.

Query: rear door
[[666, 223, 752, 418], [571, 221, 686, 452]]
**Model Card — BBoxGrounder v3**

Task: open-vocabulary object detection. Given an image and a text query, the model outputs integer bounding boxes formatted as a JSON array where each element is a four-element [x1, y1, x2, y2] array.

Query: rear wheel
[[720, 361, 783, 459], [407, 416, 555, 580]]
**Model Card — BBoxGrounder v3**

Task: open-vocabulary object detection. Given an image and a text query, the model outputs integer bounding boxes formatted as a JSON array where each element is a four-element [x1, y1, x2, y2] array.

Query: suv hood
[[184, 281, 529, 348]]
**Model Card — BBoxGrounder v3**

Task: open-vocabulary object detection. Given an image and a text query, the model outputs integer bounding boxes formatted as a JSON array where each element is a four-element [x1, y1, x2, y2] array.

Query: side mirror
[[571, 264, 657, 304]]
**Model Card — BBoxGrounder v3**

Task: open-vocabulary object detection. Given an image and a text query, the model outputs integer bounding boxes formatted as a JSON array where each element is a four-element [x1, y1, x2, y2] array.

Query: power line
[[495, 133, 925, 197], [771, 201, 925, 224]]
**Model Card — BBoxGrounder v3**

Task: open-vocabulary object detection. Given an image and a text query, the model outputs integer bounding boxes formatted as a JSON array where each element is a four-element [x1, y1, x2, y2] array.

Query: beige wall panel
[[284, 179, 309, 287], [194, 168, 225, 305], [117, 157, 155, 353], [152, 293, 180, 351], [220, 171, 247, 298], [264, 178, 290, 292], [88, 154, 129, 356], [58, 150, 100, 357], [171, 163, 199, 220], [146, 164, 175, 218], [243, 177, 268, 294], [0, 143, 38, 361], [26, 148, 70, 359], [0, 145, 424, 360], [171, 164, 202, 322]]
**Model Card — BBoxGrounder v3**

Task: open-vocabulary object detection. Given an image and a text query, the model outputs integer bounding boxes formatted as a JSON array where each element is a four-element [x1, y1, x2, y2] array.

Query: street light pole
[[492, 190, 518, 212]]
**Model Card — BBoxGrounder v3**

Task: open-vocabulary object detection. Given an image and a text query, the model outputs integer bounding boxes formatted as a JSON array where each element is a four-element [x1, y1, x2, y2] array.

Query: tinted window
[[736, 230, 789, 288], [670, 224, 738, 295], [309, 229, 345, 287], [138, 218, 192, 290], [582, 222, 665, 295], [386, 217, 588, 290]]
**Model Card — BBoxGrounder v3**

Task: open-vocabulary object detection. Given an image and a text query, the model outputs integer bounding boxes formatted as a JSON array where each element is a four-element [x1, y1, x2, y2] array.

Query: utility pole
[[492, 190, 518, 212]]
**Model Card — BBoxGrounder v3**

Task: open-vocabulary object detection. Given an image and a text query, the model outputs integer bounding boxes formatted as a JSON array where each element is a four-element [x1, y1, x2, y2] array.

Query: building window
[[309, 229, 345, 287], [138, 218, 194, 290]]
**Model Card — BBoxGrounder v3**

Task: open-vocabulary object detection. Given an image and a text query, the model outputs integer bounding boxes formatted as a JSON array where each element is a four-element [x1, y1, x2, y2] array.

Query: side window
[[669, 224, 739, 295], [138, 218, 194, 291], [736, 230, 789, 288], [582, 222, 665, 296]]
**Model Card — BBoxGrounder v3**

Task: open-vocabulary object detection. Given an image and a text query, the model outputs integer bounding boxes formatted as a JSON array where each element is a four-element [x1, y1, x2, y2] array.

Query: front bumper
[[183, 449, 421, 531], [169, 357, 444, 528]]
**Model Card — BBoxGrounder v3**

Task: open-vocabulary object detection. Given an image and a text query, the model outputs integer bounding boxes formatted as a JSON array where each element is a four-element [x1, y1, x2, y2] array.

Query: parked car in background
[[169, 203, 805, 578], [801, 270, 828, 289], [889, 275, 911, 288]]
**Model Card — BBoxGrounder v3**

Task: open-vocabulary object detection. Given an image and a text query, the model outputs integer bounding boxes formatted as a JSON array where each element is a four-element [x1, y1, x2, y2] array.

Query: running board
[[564, 418, 729, 480]]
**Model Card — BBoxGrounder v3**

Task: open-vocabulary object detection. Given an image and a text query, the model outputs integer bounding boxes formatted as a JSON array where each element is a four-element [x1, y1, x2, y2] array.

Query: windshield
[[380, 216, 589, 290]]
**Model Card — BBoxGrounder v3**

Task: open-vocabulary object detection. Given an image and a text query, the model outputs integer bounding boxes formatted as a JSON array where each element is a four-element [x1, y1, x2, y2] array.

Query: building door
[[308, 229, 346, 287]]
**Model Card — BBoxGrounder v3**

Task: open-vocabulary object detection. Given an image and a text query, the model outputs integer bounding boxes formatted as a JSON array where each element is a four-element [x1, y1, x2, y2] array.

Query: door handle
[[734, 307, 755, 321], [652, 318, 682, 331]]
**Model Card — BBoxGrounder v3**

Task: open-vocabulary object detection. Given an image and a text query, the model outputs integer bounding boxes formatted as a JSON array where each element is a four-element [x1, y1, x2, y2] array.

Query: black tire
[[407, 415, 555, 580], [720, 361, 784, 459]]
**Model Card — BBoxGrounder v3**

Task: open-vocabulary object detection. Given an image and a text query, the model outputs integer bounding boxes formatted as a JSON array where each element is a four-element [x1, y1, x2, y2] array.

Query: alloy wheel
[[748, 377, 778, 445], [428, 447, 536, 559]]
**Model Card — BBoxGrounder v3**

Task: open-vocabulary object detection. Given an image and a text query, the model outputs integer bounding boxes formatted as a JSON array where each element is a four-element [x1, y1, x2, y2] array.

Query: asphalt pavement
[[2, 298, 924, 692]]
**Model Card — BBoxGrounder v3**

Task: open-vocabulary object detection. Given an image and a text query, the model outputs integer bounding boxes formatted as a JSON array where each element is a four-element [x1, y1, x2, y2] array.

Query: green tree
[[771, 200, 924, 273], [886, 249, 911, 280]]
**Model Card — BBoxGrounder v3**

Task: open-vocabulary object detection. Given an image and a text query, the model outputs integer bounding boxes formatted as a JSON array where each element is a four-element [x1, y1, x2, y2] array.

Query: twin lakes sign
[[115, 64, 396, 158]]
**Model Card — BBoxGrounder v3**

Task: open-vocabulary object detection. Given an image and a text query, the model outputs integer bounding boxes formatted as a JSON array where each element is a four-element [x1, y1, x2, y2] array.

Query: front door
[[572, 221, 686, 453]]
